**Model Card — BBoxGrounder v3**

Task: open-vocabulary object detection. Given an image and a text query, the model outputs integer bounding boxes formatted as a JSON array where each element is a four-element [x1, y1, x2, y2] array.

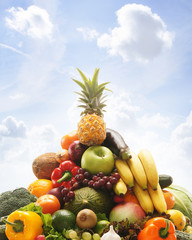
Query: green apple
[[81, 146, 114, 175]]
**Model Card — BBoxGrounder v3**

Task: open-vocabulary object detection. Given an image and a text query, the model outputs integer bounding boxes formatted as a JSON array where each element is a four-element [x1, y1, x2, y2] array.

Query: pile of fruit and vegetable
[[1, 68, 192, 240]]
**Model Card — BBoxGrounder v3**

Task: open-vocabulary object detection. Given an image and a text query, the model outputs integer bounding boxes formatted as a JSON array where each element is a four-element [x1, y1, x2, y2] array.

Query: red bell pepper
[[137, 217, 176, 240], [51, 160, 80, 188]]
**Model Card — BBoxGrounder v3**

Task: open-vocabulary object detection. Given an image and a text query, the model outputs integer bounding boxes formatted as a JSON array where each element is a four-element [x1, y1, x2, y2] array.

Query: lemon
[[166, 209, 186, 231]]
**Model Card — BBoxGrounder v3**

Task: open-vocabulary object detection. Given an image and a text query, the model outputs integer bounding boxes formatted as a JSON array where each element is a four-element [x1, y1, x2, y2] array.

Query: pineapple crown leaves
[[72, 68, 111, 116]]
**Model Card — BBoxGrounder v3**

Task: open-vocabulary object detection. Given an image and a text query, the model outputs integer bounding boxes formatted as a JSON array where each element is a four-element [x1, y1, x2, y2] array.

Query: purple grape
[[105, 181, 113, 190], [98, 179, 105, 187], [82, 179, 89, 186], [78, 168, 85, 174], [67, 191, 75, 199], [92, 175, 98, 181], [93, 181, 100, 189], [88, 180, 94, 187], [61, 188, 69, 196], [75, 174, 84, 182], [110, 177, 118, 185], [97, 172, 104, 178], [71, 182, 80, 191], [84, 171, 92, 179], [113, 172, 120, 180], [102, 176, 109, 183]]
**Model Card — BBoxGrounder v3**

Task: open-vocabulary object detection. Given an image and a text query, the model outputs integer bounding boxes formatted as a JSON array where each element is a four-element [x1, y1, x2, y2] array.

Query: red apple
[[68, 140, 88, 164]]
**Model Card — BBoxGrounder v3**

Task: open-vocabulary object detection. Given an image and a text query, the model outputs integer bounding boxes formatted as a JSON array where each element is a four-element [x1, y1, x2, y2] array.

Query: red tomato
[[35, 194, 60, 214]]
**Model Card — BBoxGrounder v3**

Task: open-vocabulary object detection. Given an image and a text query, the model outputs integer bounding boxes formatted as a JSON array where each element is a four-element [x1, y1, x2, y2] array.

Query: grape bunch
[[60, 168, 120, 204], [74, 168, 120, 191], [61, 187, 75, 203]]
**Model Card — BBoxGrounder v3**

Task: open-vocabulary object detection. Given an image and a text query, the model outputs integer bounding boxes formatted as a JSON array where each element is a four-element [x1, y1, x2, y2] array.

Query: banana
[[133, 181, 154, 214], [138, 149, 159, 190], [148, 183, 167, 214], [115, 159, 134, 187], [113, 178, 127, 196], [127, 152, 147, 190]]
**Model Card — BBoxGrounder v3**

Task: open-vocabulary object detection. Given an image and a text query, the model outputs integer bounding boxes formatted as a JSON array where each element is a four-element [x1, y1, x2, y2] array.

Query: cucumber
[[159, 174, 173, 189], [102, 128, 131, 160], [0, 224, 8, 240]]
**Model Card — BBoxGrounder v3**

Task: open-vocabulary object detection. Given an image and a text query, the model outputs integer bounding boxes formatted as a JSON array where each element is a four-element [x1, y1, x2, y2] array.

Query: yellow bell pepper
[[4, 210, 43, 240]]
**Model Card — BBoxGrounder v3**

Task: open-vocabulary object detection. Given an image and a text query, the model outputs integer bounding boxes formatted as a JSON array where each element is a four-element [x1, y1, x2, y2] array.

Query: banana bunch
[[114, 149, 167, 214]]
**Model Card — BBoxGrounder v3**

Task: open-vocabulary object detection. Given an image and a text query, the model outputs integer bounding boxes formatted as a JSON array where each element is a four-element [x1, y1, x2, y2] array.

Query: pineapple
[[72, 68, 110, 146]]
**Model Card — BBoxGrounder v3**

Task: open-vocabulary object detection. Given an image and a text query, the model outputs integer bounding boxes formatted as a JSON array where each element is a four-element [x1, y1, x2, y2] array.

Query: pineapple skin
[[77, 113, 106, 146]]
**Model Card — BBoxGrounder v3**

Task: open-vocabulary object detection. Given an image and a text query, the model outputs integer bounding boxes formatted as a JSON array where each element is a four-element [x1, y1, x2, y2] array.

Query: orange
[[166, 209, 186, 231], [123, 188, 140, 205], [163, 189, 175, 209], [28, 179, 53, 198], [61, 130, 78, 150], [35, 194, 60, 214]]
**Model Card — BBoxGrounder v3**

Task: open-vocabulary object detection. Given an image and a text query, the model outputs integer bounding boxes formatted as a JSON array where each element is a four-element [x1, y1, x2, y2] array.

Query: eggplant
[[102, 128, 131, 160]]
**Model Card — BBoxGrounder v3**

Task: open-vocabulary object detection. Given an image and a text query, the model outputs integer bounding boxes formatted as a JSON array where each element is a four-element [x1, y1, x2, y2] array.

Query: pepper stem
[[57, 171, 73, 183], [159, 219, 170, 239], [3, 218, 24, 233]]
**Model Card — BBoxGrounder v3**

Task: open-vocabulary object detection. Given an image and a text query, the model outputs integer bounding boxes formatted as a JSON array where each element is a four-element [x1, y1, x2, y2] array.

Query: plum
[[68, 140, 88, 164], [47, 186, 64, 207], [109, 202, 145, 223]]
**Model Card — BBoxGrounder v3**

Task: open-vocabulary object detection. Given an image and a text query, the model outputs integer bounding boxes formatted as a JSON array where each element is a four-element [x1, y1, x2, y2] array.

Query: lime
[[52, 209, 76, 232], [94, 220, 110, 235]]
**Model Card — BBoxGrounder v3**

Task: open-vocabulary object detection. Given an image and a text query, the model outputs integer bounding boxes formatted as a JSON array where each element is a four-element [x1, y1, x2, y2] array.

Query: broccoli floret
[[0, 187, 37, 218]]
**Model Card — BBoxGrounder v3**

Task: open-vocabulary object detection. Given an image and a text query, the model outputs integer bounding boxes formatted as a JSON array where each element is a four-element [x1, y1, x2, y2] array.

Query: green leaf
[[96, 213, 108, 222], [77, 104, 87, 108], [81, 90, 90, 100], [91, 68, 100, 92], [72, 79, 86, 91], [76, 68, 89, 83], [78, 98, 89, 103]]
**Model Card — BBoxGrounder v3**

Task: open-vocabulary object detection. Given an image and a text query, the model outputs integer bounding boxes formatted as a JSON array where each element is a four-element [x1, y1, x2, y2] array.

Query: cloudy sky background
[[0, 0, 192, 193]]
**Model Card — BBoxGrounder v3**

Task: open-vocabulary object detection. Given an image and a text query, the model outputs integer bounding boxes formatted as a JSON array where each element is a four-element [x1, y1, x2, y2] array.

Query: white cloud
[[0, 43, 29, 57], [97, 3, 174, 62], [172, 111, 192, 140], [138, 113, 171, 128], [0, 116, 60, 192], [0, 116, 27, 138], [77, 27, 99, 41], [5, 5, 53, 40]]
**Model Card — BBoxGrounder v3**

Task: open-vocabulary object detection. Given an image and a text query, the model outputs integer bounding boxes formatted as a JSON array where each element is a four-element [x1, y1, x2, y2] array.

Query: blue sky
[[0, 0, 192, 193]]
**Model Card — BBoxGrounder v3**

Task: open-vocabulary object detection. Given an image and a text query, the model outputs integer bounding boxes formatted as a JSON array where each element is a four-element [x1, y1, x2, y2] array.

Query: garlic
[[101, 225, 121, 240]]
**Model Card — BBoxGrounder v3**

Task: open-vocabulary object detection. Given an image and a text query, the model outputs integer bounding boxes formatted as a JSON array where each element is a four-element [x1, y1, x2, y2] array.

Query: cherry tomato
[[35, 194, 60, 214], [35, 235, 45, 240]]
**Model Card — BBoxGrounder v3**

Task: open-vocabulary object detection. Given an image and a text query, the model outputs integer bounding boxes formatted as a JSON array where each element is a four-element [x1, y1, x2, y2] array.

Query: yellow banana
[[127, 152, 147, 190], [115, 159, 134, 187], [113, 178, 127, 196], [133, 181, 154, 214], [138, 149, 159, 190], [148, 183, 167, 214]]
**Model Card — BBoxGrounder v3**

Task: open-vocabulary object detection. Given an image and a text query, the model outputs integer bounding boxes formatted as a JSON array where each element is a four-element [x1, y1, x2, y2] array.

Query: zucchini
[[0, 224, 8, 240], [159, 174, 173, 189], [102, 128, 131, 160]]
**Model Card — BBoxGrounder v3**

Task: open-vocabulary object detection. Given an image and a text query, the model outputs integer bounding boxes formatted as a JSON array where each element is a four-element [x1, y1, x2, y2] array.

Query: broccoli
[[0, 224, 8, 240], [0, 187, 37, 219]]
